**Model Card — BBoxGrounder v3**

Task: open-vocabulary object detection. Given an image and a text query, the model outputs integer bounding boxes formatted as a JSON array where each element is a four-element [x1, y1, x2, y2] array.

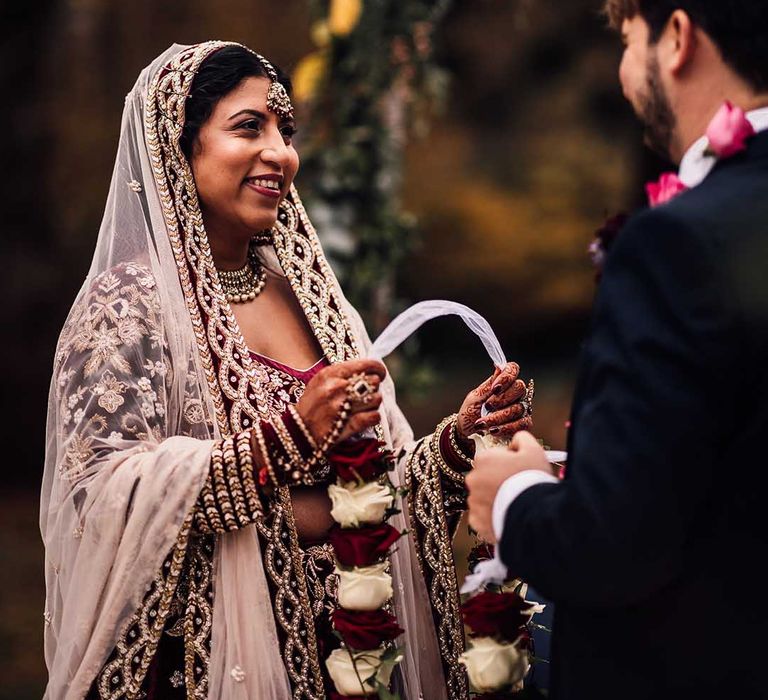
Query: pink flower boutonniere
[[645, 172, 688, 208], [592, 101, 757, 277], [706, 100, 755, 159]]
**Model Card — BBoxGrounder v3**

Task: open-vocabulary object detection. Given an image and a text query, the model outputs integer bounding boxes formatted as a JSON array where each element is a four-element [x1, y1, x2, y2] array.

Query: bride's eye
[[239, 119, 263, 133], [280, 124, 298, 143]]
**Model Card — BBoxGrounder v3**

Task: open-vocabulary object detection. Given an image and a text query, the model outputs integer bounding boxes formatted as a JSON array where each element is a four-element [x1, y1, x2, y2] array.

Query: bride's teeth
[[251, 178, 279, 189]]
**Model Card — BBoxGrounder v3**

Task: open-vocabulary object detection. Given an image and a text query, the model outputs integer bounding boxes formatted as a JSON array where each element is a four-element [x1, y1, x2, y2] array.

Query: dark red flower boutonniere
[[588, 212, 628, 280]]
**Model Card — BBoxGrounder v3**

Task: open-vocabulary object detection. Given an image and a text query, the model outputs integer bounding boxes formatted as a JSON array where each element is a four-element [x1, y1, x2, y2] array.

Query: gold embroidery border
[[406, 439, 469, 700]]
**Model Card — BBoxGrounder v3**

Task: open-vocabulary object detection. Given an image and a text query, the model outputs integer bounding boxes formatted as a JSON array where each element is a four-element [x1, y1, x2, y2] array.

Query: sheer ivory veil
[[42, 42, 445, 700]]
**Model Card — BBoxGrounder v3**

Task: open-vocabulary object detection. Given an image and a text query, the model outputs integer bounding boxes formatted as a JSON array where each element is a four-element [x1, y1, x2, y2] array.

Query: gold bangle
[[432, 415, 466, 487], [199, 441, 226, 533], [223, 435, 249, 527], [211, 444, 237, 531], [252, 421, 278, 488], [236, 430, 262, 516], [197, 479, 223, 533], [449, 420, 474, 469], [273, 415, 309, 485]]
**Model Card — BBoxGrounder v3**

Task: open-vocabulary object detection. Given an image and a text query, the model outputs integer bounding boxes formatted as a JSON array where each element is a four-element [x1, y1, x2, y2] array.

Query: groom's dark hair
[[604, 0, 768, 91]]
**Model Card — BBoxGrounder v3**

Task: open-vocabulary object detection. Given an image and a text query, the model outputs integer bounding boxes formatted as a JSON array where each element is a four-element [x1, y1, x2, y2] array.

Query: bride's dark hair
[[180, 45, 293, 159], [604, 0, 768, 91]]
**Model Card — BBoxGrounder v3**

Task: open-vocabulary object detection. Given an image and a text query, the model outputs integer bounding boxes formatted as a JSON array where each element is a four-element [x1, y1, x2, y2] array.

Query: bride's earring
[[252, 228, 273, 246]]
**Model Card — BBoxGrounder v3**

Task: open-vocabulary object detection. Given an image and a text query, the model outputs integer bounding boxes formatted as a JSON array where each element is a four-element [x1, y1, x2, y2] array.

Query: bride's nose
[[259, 128, 292, 168]]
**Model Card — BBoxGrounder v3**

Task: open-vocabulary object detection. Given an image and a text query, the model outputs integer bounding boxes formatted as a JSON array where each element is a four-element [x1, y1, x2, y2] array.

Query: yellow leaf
[[328, 0, 363, 37], [292, 51, 328, 103]]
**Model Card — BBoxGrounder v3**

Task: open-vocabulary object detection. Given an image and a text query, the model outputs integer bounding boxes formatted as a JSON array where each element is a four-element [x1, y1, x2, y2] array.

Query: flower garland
[[324, 437, 407, 699], [459, 543, 545, 698], [459, 431, 551, 697]]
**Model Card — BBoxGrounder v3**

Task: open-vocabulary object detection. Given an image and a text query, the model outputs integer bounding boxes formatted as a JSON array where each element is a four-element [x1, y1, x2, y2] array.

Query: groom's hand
[[466, 431, 551, 543]]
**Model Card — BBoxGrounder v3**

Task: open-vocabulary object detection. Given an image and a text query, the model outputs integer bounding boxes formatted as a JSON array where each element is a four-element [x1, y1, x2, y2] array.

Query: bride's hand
[[457, 362, 533, 442], [296, 359, 387, 447]]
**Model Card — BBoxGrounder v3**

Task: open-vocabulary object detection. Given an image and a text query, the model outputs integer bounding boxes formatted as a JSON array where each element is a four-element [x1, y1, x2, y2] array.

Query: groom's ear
[[659, 9, 697, 76]]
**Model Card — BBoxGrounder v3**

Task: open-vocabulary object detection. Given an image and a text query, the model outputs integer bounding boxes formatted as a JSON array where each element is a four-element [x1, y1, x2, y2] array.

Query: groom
[[466, 1, 768, 698]]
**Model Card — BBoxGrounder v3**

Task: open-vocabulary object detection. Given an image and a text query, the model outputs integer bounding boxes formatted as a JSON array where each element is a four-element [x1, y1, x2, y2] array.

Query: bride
[[41, 41, 533, 700]]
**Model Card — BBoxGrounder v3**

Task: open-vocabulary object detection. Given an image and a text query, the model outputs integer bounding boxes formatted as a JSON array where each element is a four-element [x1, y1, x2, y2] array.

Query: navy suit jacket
[[500, 131, 768, 699]]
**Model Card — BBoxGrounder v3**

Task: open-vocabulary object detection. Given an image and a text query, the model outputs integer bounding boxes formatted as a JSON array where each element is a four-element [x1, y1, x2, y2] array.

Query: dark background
[[1, 1, 662, 696]]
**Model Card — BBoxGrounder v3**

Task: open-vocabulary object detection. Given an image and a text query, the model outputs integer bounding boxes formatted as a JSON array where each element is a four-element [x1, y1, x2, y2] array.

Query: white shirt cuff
[[492, 470, 560, 541]]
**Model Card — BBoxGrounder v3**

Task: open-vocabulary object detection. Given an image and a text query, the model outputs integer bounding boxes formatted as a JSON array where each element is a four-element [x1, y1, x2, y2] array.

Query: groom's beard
[[636, 54, 677, 161]]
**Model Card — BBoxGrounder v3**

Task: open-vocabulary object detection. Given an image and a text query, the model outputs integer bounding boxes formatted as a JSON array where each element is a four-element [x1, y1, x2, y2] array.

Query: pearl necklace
[[217, 237, 269, 303]]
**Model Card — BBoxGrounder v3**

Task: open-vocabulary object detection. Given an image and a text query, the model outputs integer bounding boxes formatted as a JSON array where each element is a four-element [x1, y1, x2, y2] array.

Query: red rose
[[332, 608, 404, 650], [328, 438, 392, 482], [467, 542, 495, 572], [517, 626, 533, 651], [461, 591, 536, 641], [589, 212, 628, 281], [329, 523, 402, 567]]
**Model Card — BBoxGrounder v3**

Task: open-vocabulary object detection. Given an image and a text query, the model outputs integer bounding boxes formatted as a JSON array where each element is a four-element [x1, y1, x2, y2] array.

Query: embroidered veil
[[41, 42, 451, 700]]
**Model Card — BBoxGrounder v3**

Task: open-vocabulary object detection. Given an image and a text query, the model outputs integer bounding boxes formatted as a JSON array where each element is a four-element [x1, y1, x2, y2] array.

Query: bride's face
[[189, 76, 299, 239]]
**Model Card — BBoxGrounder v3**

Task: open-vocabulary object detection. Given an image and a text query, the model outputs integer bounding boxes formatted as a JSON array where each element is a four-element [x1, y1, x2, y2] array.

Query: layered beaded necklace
[[217, 231, 272, 304]]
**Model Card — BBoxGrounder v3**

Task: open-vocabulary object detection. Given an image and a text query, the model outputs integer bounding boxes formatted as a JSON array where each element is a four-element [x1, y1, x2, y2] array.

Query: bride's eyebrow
[[227, 108, 266, 121]]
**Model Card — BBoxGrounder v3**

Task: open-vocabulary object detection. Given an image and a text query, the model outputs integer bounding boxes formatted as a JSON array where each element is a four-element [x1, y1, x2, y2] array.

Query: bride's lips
[[244, 173, 283, 199]]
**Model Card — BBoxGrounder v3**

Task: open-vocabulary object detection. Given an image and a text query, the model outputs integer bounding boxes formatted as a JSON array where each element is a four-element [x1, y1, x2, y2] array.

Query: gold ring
[[347, 373, 376, 405]]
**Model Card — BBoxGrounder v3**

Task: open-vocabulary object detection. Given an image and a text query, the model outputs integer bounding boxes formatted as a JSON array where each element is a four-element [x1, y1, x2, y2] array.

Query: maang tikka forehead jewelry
[[252, 52, 294, 122]]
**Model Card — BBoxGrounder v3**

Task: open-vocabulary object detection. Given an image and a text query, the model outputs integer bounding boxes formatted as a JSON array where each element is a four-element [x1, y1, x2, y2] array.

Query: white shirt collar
[[678, 106, 768, 188]]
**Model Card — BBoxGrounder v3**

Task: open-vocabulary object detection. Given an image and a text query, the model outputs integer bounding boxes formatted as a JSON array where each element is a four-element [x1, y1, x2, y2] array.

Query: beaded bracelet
[[288, 405, 318, 448]]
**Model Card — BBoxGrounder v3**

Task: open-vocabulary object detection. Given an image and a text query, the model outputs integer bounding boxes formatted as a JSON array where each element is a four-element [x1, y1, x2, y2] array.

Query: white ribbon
[[460, 556, 510, 595], [369, 299, 567, 594], [369, 300, 507, 368]]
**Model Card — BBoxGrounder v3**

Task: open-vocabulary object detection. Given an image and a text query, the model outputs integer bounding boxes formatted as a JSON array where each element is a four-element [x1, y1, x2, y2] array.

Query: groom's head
[[605, 0, 768, 162]]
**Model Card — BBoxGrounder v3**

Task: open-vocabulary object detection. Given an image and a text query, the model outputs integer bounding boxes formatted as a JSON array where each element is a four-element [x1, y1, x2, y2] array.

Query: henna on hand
[[488, 415, 533, 438], [480, 403, 526, 429], [484, 378, 527, 412], [456, 367, 500, 439], [457, 363, 534, 440]]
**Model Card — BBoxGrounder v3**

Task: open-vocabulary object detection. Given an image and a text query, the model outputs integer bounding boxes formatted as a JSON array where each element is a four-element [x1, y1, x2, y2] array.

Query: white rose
[[325, 646, 389, 696], [328, 481, 394, 528], [459, 637, 529, 693], [336, 561, 393, 611]]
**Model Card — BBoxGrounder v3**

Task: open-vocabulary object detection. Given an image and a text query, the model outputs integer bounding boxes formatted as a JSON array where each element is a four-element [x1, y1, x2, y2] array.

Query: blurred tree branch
[[294, 0, 453, 333]]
